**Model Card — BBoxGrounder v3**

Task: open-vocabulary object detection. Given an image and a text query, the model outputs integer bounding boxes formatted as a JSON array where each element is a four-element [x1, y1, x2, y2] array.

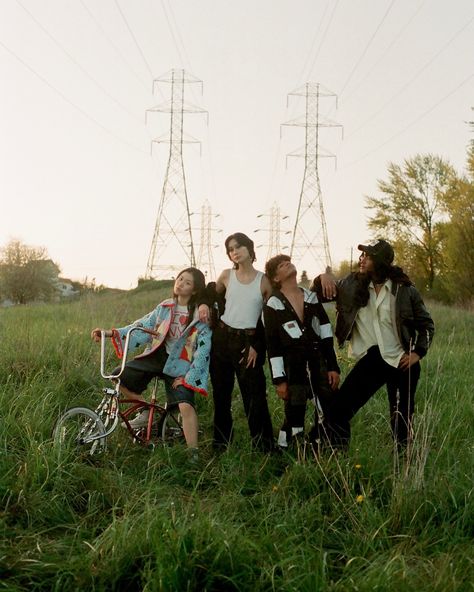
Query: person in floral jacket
[[91, 267, 211, 453]]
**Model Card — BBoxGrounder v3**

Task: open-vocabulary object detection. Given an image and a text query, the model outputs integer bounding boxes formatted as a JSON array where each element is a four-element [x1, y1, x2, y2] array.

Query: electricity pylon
[[195, 199, 220, 281], [282, 82, 342, 272], [145, 69, 207, 278], [254, 202, 291, 260]]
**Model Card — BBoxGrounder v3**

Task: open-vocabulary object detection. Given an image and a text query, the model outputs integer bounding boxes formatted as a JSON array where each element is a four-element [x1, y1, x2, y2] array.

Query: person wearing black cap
[[311, 239, 434, 450]]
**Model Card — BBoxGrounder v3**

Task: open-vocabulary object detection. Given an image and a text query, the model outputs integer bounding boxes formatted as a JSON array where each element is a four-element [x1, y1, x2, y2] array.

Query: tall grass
[[1, 292, 473, 591]]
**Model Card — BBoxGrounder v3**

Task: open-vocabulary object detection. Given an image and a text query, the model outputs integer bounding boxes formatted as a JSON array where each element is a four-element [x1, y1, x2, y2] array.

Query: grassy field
[[0, 287, 473, 591]]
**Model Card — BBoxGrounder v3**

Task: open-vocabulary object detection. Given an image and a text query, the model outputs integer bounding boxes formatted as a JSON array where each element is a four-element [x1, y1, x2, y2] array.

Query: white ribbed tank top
[[220, 269, 263, 329]]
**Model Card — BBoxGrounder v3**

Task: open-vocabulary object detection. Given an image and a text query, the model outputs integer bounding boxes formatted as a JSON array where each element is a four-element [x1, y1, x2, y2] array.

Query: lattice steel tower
[[254, 202, 290, 260], [282, 83, 342, 272], [145, 69, 207, 278], [195, 199, 220, 281]]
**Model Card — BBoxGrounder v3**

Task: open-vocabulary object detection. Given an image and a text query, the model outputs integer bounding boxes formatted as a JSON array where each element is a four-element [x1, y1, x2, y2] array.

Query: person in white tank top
[[209, 232, 275, 451]]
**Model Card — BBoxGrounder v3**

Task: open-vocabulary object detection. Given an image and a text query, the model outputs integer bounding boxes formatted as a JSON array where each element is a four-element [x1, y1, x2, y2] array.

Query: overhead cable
[[338, 0, 396, 98], [79, 0, 150, 91], [347, 13, 474, 139], [344, 72, 474, 168], [14, 0, 143, 125], [0, 38, 148, 156], [114, 0, 154, 78]]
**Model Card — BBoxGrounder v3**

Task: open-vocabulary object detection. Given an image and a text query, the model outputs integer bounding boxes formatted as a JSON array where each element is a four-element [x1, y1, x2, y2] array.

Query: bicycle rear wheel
[[52, 407, 107, 457], [159, 407, 185, 443]]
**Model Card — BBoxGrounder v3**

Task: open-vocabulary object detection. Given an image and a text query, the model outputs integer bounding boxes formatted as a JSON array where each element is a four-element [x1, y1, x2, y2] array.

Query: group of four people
[[91, 232, 434, 458]]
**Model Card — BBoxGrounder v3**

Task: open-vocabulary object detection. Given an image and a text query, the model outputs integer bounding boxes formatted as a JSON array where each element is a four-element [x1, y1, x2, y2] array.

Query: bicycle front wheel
[[52, 407, 107, 457], [159, 408, 185, 443]]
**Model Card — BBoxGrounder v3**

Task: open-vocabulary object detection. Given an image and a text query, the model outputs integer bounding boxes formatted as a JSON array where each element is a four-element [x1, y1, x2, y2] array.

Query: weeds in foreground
[[1, 298, 473, 591]]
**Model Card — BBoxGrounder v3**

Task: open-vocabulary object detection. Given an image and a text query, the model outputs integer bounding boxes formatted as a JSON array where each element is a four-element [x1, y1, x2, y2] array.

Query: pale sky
[[1, 0, 473, 289]]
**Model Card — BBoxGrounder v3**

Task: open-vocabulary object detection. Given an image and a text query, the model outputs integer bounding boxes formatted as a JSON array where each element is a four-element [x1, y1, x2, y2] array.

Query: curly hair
[[265, 254, 291, 289]]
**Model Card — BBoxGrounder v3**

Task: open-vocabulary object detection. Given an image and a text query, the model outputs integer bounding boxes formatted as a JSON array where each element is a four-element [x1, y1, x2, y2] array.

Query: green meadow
[[1, 286, 473, 591]]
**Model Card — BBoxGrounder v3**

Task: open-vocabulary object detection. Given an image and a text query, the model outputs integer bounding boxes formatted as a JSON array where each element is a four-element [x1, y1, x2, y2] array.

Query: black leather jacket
[[312, 273, 434, 359]]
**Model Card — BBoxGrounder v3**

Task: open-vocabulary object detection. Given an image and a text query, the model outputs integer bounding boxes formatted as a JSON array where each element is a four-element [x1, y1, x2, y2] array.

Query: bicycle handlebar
[[99, 326, 158, 380]]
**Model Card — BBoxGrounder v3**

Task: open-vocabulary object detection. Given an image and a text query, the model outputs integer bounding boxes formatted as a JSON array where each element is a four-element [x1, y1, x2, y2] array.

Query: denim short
[[164, 376, 196, 409], [114, 346, 167, 394]]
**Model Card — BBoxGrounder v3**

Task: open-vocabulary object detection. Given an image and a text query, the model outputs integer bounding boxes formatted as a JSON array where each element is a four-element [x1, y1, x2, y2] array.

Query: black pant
[[210, 324, 274, 450], [330, 345, 420, 448], [280, 357, 336, 447]]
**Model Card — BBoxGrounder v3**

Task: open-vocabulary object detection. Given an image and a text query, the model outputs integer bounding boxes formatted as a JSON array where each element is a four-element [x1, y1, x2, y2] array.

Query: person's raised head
[[265, 254, 292, 289]]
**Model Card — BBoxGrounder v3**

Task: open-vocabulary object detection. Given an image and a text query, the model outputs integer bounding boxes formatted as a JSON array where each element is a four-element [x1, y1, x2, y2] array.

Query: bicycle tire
[[52, 407, 107, 457], [159, 408, 185, 443]]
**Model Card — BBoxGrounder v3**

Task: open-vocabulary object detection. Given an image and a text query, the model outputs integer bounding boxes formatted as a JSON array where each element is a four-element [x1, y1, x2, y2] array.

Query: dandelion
[[355, 464, 362, 470], [356, 495, 365, 504]]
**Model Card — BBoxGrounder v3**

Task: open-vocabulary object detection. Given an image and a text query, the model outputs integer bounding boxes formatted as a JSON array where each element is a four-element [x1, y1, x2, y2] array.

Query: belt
[[218, 320, 256, 336]]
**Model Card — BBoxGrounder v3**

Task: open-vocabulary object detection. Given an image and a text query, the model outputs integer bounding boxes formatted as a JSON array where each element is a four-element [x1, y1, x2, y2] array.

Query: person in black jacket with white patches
[[263, 254, 340, 450], [312, 239, 435, 450]]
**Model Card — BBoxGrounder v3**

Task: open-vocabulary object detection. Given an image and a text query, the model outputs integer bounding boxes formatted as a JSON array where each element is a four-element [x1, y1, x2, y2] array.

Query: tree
[[439, 128, 474, 304], [365, 154, 457, 292], [299, 270, 310, 288], [0, 240, 60, 304], [335, 260, 353, 278]]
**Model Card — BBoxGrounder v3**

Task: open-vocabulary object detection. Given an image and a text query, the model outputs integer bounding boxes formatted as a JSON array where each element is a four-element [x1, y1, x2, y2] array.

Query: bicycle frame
[[87, 326, 169, 445]]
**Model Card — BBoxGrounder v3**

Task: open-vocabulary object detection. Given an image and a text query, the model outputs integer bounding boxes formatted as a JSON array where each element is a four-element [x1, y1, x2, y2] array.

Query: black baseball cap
[[358, 239, 394, 265]]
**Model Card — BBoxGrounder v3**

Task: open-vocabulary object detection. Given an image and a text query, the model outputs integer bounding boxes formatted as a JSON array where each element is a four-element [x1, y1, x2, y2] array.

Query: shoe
[[187, 447, 199, 465], [124, 409, 150, 429]]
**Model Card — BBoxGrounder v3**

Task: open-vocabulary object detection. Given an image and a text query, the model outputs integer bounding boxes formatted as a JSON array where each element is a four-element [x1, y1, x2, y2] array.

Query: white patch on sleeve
[[320, 322, 333, 339], [283, 321, 303, 339], [270, 356, 285, 378], [267, 296, 286, 311]]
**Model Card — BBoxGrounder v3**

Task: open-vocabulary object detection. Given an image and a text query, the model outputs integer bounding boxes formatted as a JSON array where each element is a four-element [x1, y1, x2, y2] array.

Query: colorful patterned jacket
[[111, 298, 212, 396]]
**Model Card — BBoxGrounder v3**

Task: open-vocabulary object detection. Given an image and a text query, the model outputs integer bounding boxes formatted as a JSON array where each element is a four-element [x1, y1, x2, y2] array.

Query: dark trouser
[[280, 357, 335, 448], [210, 324, 274, 451], [330, 345, 420, 448]]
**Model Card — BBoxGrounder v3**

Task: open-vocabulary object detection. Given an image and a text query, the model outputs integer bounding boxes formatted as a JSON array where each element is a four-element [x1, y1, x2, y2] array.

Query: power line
[[347, 13, 474, 139], [159, 0, 186, 67], [14, 0, 143, 125], [79, 0, 150, 92], [164, 0, 194, 72], [294, 0, 330, 88], [344, 72, 474, 168], [342, 0, 427, 105], [153, 1, 218, 208], [0, 38, 148, 156], [114, 0, 155, 79], [307, 0, 340, 81], [338, 0, 396, 98]]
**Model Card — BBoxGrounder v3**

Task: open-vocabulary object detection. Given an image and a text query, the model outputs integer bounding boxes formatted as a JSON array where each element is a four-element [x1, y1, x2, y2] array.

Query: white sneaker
[[125, 409, 150, 429]]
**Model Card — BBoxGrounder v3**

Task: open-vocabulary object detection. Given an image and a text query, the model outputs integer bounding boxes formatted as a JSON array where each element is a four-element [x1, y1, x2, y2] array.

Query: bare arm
[[216, 269, 230, 294], [320, 272, 337, 299], [261, 274, 273, 302]]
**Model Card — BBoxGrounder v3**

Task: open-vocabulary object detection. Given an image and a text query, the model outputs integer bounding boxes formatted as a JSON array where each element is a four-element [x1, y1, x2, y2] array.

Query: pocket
[[282, 321, 303, 339]]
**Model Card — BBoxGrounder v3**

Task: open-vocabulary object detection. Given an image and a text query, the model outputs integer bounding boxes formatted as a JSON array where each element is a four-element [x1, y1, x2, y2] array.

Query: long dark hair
[[225, 232, 256, 268], [174, 267, 206, 326], [354, 257, 412, 308]]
